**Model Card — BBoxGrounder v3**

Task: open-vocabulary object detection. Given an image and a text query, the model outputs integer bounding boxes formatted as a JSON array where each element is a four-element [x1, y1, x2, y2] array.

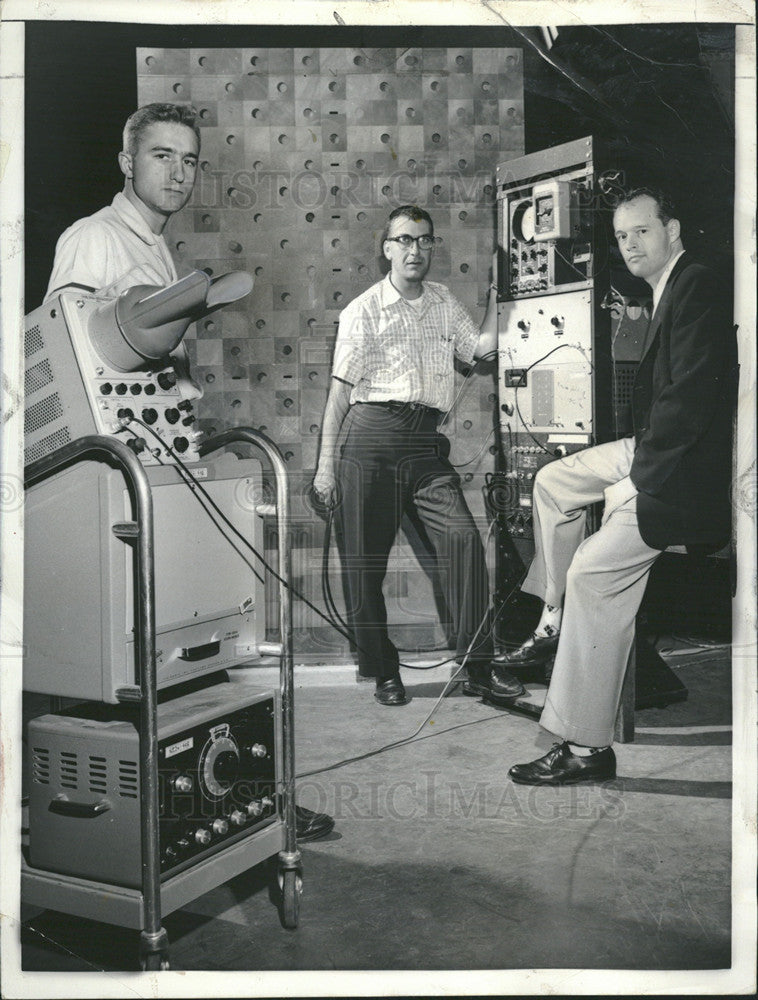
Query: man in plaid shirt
[[313, 205, 523, 707]]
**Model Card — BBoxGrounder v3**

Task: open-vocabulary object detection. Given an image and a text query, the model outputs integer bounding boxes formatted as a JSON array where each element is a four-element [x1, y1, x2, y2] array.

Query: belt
[[360, 400, 441, 418]]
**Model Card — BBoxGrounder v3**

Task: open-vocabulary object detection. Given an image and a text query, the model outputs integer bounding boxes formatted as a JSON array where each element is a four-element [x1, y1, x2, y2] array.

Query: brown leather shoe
[[509, 742, 616, 785], [495, 632, 560, 667], [374, 675, 408, 706]]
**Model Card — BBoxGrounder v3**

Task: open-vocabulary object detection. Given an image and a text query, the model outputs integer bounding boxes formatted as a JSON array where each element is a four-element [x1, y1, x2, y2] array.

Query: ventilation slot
[[25, 358, 55, 397], [25, 324, 44, 358], [118, 759, 138, 798], [59, 750, 79, 790], [613, 362, 637, 409], [88, 755, 108, 794], [31, 747, 51, 785], [25, 393, 65, 435], [25, 427, 72, 466]]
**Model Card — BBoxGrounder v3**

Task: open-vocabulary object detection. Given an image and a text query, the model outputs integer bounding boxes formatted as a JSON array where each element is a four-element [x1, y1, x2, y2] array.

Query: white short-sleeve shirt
[[332, 275, 479, 411], [45, 192, 178, 300]]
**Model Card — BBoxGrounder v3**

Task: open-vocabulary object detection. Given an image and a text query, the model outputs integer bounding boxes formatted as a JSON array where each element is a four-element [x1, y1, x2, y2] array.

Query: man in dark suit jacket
[[504, 187, 736, 785]]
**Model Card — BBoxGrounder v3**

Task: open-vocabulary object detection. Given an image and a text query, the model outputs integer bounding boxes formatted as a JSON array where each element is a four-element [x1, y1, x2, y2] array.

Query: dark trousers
[[337, 403, 492, 679]]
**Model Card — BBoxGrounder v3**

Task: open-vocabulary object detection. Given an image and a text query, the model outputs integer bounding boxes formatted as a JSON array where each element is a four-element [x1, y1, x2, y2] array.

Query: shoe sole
[[509, 771, 616, 786], [373, 694, 408, 706], [462, 680, 524, 704]]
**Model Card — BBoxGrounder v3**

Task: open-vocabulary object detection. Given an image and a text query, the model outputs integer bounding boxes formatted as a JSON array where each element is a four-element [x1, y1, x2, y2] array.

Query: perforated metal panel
[[25, 324, 44, 358], [25, 393, 64, 434], [25, 358, 55, 396], [25, 427, 72, 466], [138, 45, 525, 638]]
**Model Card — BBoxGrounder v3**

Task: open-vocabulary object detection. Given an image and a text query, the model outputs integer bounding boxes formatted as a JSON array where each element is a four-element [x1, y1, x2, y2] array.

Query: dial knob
[[249, 743, 268, 758], [247, 800, 264, 818], [157, 370, 177, 391], [172, 774, 193, 793], [130, 383, 143, 395], [230, 809, 246, 827], [212, 818, 229, 836], [194, 828, 212, 846], [142, 407, 158, 425]]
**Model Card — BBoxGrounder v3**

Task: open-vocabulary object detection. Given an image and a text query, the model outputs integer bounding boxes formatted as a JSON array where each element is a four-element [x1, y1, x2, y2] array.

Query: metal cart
[[21, 427, 301, 970]]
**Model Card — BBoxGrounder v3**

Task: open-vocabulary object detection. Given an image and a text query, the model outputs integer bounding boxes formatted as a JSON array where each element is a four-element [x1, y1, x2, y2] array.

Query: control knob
[[172, 774, 193, 793], [230, 809, 247, 827], [212, 818, 229, 836], [247, 800, 264, 818], [157, 370, 177, 391], [194, 828, 212, 846], [249, 743, 268, 758]]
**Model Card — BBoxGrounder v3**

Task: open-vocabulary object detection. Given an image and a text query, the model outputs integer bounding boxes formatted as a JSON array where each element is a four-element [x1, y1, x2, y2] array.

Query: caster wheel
[[279, 867, 302, 929]]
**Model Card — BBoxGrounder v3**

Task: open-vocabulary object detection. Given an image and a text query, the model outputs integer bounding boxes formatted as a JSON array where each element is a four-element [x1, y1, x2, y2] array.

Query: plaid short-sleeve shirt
[[332, 276, 480, 411]]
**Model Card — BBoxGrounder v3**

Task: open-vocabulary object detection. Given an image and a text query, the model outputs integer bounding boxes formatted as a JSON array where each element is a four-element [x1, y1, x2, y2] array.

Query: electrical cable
[[296, 573, 495, 780], [319, 506, 452, 657], [119, 417, 357, 650], [129, 434, 266, 587], [509, 342, 594, 454]]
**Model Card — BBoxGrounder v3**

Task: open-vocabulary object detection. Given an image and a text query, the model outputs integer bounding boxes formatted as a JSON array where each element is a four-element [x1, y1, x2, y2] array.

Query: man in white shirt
[[505, 188, 736, 784], [46, 103, 200, 301], [313, 205, 525, 707]]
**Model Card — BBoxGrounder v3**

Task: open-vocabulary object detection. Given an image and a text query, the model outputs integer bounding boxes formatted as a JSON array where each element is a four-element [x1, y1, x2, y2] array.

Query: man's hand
[[602, 475, 638, 526], [312, 467, 339, 509]]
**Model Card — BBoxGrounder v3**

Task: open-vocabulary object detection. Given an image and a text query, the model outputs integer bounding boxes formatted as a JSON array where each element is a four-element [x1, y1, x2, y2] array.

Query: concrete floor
[[21, 642, 733, 975]]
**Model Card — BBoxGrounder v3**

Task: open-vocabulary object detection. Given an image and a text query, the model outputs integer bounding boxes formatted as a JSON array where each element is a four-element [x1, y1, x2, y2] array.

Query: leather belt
[[361, 400, 441, 418]]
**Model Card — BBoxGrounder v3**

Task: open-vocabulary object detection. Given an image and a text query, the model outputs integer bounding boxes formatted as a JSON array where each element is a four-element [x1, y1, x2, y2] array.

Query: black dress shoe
[[509, 742, 616, 786], [495, 632, 560, 668], [374, 675, 408, 706], [462, 662, 525, 704], [295, 804, 335, 842]]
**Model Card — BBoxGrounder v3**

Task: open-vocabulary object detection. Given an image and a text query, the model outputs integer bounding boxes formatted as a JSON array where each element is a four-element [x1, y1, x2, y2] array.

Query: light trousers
[[522, 437, 663, 746]]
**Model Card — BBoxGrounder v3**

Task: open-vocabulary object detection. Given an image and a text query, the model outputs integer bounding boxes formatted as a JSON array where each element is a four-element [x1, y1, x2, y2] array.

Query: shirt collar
[[380, 274, 443, 311], [651, 249, 685, 313], [111, 191, 162, 247]]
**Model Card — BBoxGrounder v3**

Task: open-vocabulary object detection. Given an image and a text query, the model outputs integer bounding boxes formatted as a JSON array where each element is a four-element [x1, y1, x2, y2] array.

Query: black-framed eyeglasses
[[385, 234, 440, 250]]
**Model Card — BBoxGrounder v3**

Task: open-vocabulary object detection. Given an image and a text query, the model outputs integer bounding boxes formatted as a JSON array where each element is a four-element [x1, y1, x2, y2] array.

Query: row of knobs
[[163, 794, 275, 862], [99, 371, 177, 396]]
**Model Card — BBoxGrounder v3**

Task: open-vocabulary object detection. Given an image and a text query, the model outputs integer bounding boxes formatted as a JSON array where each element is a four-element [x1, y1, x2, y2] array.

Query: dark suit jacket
[[629, 253, 737, 551]]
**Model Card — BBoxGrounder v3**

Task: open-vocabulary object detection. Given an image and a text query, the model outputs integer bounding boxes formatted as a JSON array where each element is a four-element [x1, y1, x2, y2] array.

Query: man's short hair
[[122, 103, 201, 156], [615, 187, 677, 226], [386, 204, 434, 237]]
